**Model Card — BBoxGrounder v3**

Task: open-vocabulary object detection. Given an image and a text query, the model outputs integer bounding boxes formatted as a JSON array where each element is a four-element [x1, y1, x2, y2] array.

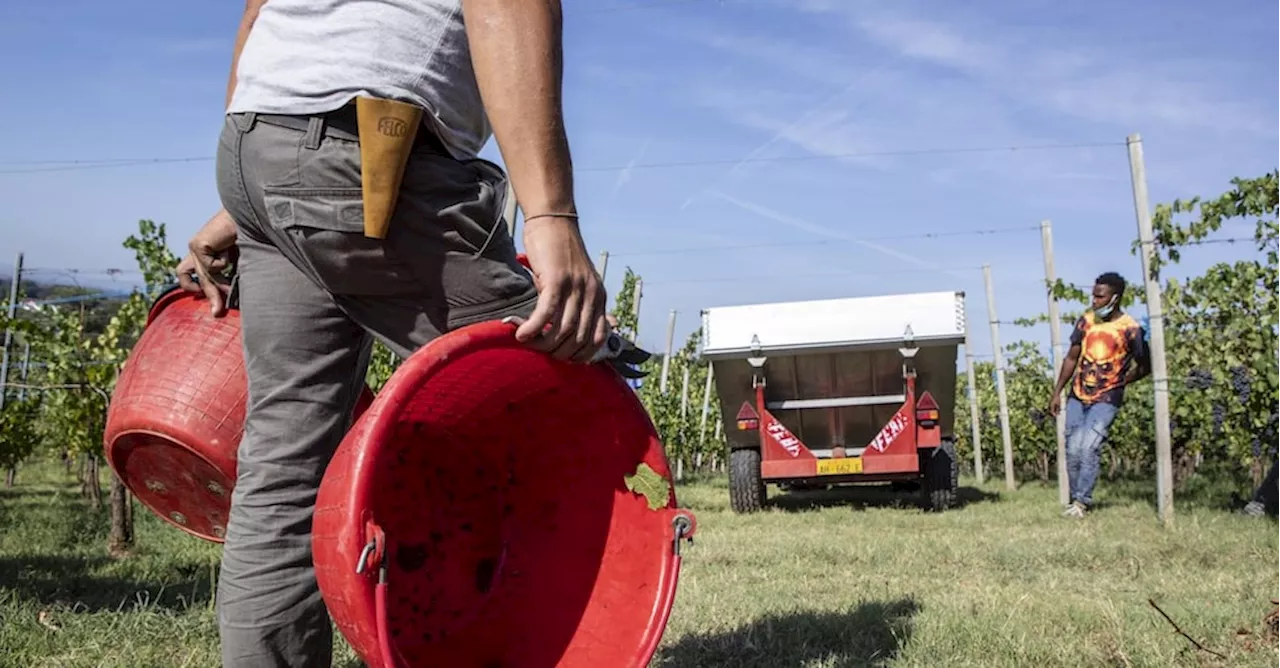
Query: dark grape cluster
[[1211, 403, 1226, 436], [1185, 368, 1213, 390], [1252, 436, 1263, 458], [1229, 366, 1251, 406]]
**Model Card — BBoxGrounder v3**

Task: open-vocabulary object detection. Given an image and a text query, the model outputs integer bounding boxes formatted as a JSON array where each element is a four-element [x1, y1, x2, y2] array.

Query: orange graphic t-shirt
[[1069, 311, 1145, 406]]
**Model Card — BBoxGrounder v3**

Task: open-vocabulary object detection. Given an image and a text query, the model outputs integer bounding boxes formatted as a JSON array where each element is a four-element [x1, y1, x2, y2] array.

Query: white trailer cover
[[700, 290, 967, 450], [700, 291, 967, 359]]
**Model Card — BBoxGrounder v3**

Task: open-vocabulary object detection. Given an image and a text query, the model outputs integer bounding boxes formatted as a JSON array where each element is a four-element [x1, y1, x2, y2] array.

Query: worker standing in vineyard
[[174, 1, 609, 666], [1049, 272, 1150, 518]]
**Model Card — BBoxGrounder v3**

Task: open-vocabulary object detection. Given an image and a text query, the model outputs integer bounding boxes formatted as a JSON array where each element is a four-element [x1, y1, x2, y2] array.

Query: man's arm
[[1052, 318, 1086, 402], [461, 0, 573, 216], [462, 0, 608, 362], [176, 0, 266, 313], [227, 0, 269, 109]]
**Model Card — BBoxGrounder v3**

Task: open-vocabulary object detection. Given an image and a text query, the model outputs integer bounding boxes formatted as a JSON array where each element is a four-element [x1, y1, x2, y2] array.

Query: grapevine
[[954, 171, 1277, 496], [1185, 368, 1213, 391], [1211, 404, 1226, 436], [1229, 366, 1251, 406], [0, 172, 1271, 530]]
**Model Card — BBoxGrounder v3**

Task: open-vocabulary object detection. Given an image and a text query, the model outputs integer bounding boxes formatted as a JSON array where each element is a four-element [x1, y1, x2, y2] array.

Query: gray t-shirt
[[228, 0, 489, 160]]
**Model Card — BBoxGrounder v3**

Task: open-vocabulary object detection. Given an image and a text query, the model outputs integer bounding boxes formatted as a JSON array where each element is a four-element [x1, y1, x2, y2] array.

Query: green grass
[[0, 462, 1275, 667]]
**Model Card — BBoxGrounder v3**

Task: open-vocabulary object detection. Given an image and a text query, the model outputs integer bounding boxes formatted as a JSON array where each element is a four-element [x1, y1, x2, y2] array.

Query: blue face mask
[[1094, 295, 1118, 319]]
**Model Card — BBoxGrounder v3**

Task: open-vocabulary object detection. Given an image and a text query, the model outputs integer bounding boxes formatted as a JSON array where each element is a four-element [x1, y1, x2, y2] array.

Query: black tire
[[921, 439, 958, 512], [729, 448, 766, 513]]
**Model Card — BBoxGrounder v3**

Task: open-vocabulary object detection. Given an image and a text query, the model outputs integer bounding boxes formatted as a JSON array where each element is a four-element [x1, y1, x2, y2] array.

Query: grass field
[[0, 462, 1275, 667]]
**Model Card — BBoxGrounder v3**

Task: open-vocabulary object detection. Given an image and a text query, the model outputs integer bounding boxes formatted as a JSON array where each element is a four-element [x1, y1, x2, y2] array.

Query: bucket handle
[[354, 520, 401, 668], [672, 511, 697, 556], [356, 520, 510, 668]]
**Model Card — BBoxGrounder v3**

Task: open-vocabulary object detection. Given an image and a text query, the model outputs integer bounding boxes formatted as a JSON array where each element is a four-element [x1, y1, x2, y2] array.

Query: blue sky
[[0, 0, 1275, 364]]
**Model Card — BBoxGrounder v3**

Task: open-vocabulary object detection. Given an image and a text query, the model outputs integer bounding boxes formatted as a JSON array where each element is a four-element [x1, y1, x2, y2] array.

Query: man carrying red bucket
[[176, 2, 612, 665]]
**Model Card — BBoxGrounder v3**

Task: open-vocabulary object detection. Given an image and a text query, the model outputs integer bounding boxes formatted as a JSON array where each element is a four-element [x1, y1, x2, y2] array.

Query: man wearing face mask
[[1049, 272, 1149, 518]]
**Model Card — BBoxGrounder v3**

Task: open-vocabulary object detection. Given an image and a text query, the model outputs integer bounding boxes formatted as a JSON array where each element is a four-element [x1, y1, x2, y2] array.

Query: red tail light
[[915, 391, 940, 429], [735, 401, 760, 431]]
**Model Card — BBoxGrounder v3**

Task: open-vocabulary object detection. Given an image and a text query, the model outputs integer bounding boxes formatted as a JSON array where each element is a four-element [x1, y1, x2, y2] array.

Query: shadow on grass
[[1099, 469, 1259, 514], [0, 475, 219, 614], [655, 598, 920, 668], [769, 483, 999, 513], [0, 486, 60, 501], [0, 553, 216, 613]]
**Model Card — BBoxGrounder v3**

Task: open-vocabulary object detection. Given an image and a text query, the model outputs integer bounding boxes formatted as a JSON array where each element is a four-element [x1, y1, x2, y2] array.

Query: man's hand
[[1048, 392, 1062, 418], [177, 208, 239, 316], [515, 216, 608, 362]]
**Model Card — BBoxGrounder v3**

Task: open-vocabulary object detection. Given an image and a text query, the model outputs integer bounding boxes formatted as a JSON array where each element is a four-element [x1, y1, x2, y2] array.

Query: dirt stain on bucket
[[395, 543, 428, 572], [475, 556, 497, 594]]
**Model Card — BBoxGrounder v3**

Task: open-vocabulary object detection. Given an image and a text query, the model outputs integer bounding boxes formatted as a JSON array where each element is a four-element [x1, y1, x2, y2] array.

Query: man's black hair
[[1095, 272, 1126, 297]]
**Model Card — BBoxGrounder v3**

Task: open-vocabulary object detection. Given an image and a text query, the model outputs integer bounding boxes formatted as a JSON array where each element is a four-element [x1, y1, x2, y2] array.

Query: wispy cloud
[[668, 0, 1273, 209], [842, 9, 1276, 138], [697, 30, 857, 88], [603, 137, 652, 209], [853, 14, 1001, 74], [678, 49, 909, 209], [710, 190, 973, 281]]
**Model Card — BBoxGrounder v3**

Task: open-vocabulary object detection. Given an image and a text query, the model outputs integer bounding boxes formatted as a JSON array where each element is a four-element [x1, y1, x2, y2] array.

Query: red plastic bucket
[[104, 287, 374, 543], [313, 320, 695, 668]]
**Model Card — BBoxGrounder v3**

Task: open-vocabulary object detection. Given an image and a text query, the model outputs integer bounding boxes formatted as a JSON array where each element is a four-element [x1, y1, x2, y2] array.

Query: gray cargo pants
[[213, 109, 538, 667]]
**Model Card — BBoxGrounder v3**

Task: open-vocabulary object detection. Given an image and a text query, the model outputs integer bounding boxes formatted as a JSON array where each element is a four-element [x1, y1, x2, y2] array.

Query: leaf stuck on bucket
[[624, 463, 670, 511]]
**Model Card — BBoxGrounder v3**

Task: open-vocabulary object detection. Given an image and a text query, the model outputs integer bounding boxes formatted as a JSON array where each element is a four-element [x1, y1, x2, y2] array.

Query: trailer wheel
[[729, 448, 766, 513], [921, 439, 958, 512]]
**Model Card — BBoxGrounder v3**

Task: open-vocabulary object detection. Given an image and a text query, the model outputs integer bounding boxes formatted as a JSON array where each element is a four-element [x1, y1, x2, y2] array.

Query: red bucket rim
[[105, 427, 234, 542], [146, 285, 187, 325]]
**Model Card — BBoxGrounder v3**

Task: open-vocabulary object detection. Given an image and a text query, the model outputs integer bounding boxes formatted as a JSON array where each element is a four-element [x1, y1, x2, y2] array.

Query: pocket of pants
[[261, 186, 428, 297], [397, 152, 513, 257]]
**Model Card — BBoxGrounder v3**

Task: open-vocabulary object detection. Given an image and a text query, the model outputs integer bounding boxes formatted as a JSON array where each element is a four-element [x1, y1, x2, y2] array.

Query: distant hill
[[0, 278, 132, 337], [0, 279, 108, 301]]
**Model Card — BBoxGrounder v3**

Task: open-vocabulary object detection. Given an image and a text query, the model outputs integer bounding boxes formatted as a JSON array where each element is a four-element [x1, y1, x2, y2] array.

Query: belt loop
[[235, 112, 258, 133], [303, 115, 325, 150]]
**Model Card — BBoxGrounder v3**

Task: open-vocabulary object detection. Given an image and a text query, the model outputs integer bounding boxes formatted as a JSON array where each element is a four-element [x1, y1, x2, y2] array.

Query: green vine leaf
[[624, 462, 670, 511]]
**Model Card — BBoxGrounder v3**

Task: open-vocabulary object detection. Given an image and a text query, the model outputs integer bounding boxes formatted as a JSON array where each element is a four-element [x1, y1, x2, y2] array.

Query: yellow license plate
[[816, 457, 863, 475]]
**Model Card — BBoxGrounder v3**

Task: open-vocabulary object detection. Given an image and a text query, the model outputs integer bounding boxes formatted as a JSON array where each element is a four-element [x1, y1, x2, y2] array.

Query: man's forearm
[[227, 0, 268, 109], [463, 0, 575, 217]]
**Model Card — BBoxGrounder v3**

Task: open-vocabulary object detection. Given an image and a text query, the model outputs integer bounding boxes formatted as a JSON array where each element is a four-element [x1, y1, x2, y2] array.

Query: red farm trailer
[[700, 291, 967, 513]]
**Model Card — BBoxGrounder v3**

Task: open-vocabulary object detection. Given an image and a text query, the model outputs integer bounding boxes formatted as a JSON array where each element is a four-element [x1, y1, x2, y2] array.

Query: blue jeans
[[1064, 396, 1118, 507]]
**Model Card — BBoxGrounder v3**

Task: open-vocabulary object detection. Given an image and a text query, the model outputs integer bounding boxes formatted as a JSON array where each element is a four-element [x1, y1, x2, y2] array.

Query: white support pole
[[660, 309, 677, 394], [963, 318, 985, 484], [984, 264, 1016, 491], [596, 250, 610, 282], [1041, 220, 1069, 505], [1127, 133, 1174, 526]]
